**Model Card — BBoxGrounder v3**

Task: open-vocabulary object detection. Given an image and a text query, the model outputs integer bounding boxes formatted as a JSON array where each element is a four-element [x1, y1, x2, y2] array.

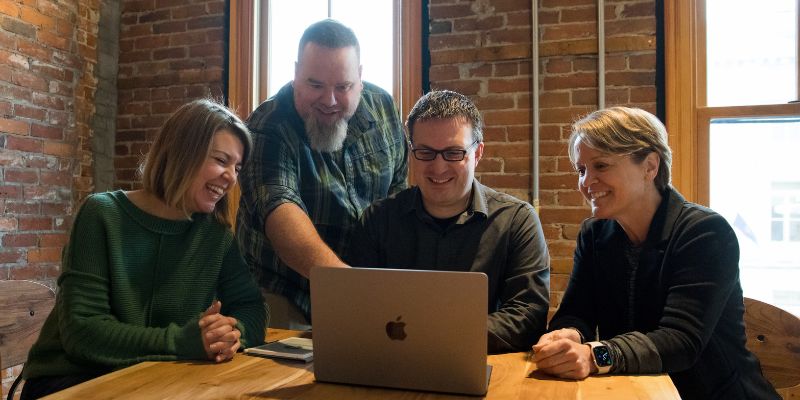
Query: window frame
[[665, 0, 800, 205]]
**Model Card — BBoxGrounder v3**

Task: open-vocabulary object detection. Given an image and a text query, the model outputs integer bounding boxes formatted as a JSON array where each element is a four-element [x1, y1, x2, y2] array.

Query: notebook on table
[[310, 267, 492, 396]]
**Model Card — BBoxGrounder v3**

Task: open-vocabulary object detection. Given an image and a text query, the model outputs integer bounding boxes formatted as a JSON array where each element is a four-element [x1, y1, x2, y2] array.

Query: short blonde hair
[[568, 107, 672, 191], [140, 99, 252, 227]]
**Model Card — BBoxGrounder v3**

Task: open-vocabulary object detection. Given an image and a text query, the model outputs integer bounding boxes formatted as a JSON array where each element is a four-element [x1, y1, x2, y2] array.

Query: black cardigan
[[549, 188, 778, 400]]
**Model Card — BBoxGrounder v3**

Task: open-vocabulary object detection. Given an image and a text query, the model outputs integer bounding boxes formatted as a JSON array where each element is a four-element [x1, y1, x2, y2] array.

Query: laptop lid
[[310, 267, 490, 396]]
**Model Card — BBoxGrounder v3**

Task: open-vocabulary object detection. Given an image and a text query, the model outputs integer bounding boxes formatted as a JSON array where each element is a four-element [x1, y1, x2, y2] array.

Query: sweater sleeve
[[56, 196, 207, 368], [547, 220, 599, 341], [487, 204, 550, 353], [217, 239, 268, 348], [640, 212, 741, 373]]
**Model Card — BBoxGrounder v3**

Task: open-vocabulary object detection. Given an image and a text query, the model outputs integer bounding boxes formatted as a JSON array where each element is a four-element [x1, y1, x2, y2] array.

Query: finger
[[200, 315, 237, 332], [203, 300, 221, 317]]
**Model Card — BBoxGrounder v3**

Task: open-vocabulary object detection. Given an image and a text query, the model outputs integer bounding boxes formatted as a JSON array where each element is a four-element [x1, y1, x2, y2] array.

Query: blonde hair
[[568, 107, 672, 191], [140, 99, 252, 227]]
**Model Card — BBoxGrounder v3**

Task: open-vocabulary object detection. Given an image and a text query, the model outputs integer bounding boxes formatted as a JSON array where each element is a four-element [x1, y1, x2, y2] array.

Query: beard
[[303, 114, 349, 153]]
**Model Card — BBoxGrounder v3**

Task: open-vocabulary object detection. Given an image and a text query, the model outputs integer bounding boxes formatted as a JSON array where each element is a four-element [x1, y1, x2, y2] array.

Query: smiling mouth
[[207, 183, 225, 197], [590, 191, 608, 200], [428, 177, 453, 184]]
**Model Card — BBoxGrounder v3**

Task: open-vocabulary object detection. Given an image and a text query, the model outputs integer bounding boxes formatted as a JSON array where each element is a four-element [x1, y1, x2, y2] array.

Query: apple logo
[[385, 315, 407, 340]]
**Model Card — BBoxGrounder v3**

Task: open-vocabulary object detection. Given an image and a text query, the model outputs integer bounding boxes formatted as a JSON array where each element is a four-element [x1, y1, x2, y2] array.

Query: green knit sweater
[[23, 191, 267, 379]]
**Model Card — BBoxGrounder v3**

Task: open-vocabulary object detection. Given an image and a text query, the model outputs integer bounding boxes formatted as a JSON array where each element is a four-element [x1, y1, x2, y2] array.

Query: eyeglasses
[[410, 140, 479, 162]]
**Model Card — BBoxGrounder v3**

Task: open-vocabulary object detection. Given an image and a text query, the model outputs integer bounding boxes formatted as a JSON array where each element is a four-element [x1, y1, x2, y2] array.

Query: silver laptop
[[310, 267, 491, 396]]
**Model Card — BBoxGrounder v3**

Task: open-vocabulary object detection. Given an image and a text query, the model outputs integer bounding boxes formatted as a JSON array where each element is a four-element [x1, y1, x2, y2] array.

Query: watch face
[[592, 345, 613, 367]]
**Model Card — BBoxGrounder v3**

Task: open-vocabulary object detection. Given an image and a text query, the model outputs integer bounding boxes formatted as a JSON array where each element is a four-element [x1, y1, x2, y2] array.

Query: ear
[[644, 152, 659, 181], [474, 142, 484, 166]]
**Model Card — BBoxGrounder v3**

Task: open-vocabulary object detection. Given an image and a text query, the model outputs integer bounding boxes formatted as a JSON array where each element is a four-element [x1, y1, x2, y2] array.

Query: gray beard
[[304, 115, 348, 152]]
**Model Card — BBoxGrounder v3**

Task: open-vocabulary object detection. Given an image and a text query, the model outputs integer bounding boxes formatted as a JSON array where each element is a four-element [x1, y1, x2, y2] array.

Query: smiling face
[[293, 43, 362, 151], [573, 138, 658, 223], [186, 129, 244, 214], [411, 117, 483, 218]]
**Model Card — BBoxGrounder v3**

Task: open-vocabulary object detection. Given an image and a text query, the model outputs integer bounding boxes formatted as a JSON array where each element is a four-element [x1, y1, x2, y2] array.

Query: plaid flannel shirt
[[236, 81, 408, 319]]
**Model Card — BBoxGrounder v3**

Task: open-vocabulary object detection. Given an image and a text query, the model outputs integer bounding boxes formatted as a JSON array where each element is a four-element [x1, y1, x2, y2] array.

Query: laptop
[[310, 267, 491, 396]]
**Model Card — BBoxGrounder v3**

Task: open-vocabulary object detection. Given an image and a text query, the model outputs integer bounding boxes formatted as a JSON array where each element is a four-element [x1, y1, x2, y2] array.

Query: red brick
[[39, 233, 68, 247], [476, 158, 502, 173], [488, 76, 533, 93], [485, 28, 531, 45], [30, 123, 63, 139], [479, 173, 530, 189], [2, 233, 38, 247], [429, 3, 474, 19], [4, 169, 38, 184], [483, 142, 531, 158], [542, 23, 596, 41], [31, 93, 66, 110], [622, 2, 655, 18], [507, 126, 534, 142], [40, 170, 70, 186], [6, 135, 41, 152], [0, 249, 24, 263], [0, 118, 30, 135], [26, 247, 62, 263], [605, 19, 654, 37], [41, 202, 68, 216], [606, 71, 654, 86], [505, 158, 533, 173], [453, 16, 504, 32], [42, 141, 73, 157], [429, 33, 478, 51], [0, 2, 20, 17], [431, 80, 481, 96], [472, 95, 515, 111], [540, 207, 591, 225], [561, 7, 596, 23], [187, 15, 223, 30], [543, 72, 596, 90], [507, 10, 534, 27], [20, 6, 57, 30], [629, 53, 656, 70], [13, 104, 47, 121], [18, 216, 52, 231], [171, 4, 209, 20], [545, 58, 572, 73], [484, 109, 531, 126]]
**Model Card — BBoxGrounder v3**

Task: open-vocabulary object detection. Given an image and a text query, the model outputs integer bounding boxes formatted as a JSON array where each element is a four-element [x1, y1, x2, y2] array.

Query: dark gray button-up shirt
[[347, 181, 550, 353]]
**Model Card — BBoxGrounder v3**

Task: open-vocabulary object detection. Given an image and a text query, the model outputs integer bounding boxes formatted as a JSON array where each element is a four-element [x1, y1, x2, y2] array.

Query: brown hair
[[406, 90, 484, 144], [140, 99, 252, 227]]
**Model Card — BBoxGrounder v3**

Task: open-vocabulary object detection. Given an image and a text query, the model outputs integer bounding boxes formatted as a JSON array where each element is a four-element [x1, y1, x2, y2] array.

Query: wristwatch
[[587, 341, 613, 374]]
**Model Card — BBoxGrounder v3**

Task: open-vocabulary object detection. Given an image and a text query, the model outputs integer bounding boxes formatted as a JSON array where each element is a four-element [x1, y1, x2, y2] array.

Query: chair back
[[743, 297, 800, 398], [0, 280, 56, 400]]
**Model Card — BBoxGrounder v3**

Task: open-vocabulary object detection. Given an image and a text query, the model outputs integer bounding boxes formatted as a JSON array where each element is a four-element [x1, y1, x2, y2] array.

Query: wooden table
[[44, 329, 681, 399]]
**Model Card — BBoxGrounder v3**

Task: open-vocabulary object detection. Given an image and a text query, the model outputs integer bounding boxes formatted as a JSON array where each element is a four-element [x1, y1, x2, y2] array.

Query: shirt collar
[[401, 180, 488, 223]]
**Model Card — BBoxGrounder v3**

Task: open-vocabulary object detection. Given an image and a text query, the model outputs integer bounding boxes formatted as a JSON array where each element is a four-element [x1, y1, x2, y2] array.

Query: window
[[667, 0, 800, 315], [228, 0, 422, 118]]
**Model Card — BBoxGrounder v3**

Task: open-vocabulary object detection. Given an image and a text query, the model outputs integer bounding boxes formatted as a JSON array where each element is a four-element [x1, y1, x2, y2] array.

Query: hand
[[534, 328, 582, 347], [532, 330, 596, 380], [199, 300, 241, 362]]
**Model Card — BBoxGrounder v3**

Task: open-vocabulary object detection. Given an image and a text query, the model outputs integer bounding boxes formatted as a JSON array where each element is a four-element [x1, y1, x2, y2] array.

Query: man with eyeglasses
[[347, 90, 550, 353]]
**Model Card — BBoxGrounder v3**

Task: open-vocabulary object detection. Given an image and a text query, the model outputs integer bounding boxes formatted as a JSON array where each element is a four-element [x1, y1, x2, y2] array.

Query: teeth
[[207, 184, 225, 196], [590, 191, 608, 199], [430, 178, 450, 184]]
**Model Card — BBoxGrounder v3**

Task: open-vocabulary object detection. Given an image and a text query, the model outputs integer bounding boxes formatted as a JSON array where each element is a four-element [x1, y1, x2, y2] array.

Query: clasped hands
[[531, 328, 598, 380], [199, 300, 241, 362]]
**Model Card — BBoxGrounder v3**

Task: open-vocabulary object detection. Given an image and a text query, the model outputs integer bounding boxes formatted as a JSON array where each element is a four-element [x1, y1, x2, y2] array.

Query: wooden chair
[[743, 297, 800, 399], [0, 280, 56, 400]]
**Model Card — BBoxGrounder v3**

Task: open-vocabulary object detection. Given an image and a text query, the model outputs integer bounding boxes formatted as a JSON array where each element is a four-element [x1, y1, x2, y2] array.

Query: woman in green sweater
[[20, 99, 268, 399]]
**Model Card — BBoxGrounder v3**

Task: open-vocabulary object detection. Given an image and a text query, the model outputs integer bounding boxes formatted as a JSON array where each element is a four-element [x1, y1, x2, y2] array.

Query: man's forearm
[[265, 203, 348, 278]]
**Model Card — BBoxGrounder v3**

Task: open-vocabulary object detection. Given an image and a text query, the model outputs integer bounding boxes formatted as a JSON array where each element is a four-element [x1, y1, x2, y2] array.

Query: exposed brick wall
[[428, 0, 657, 310], [115, 0, 227, 190], [1, 0, 100, 396]]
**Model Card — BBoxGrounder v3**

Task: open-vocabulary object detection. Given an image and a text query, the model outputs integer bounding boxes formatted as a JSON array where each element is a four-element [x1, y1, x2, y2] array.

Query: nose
[[320, 88, 337, 107], [223, 165, 238, 185], [580, 170, 595, 188]]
